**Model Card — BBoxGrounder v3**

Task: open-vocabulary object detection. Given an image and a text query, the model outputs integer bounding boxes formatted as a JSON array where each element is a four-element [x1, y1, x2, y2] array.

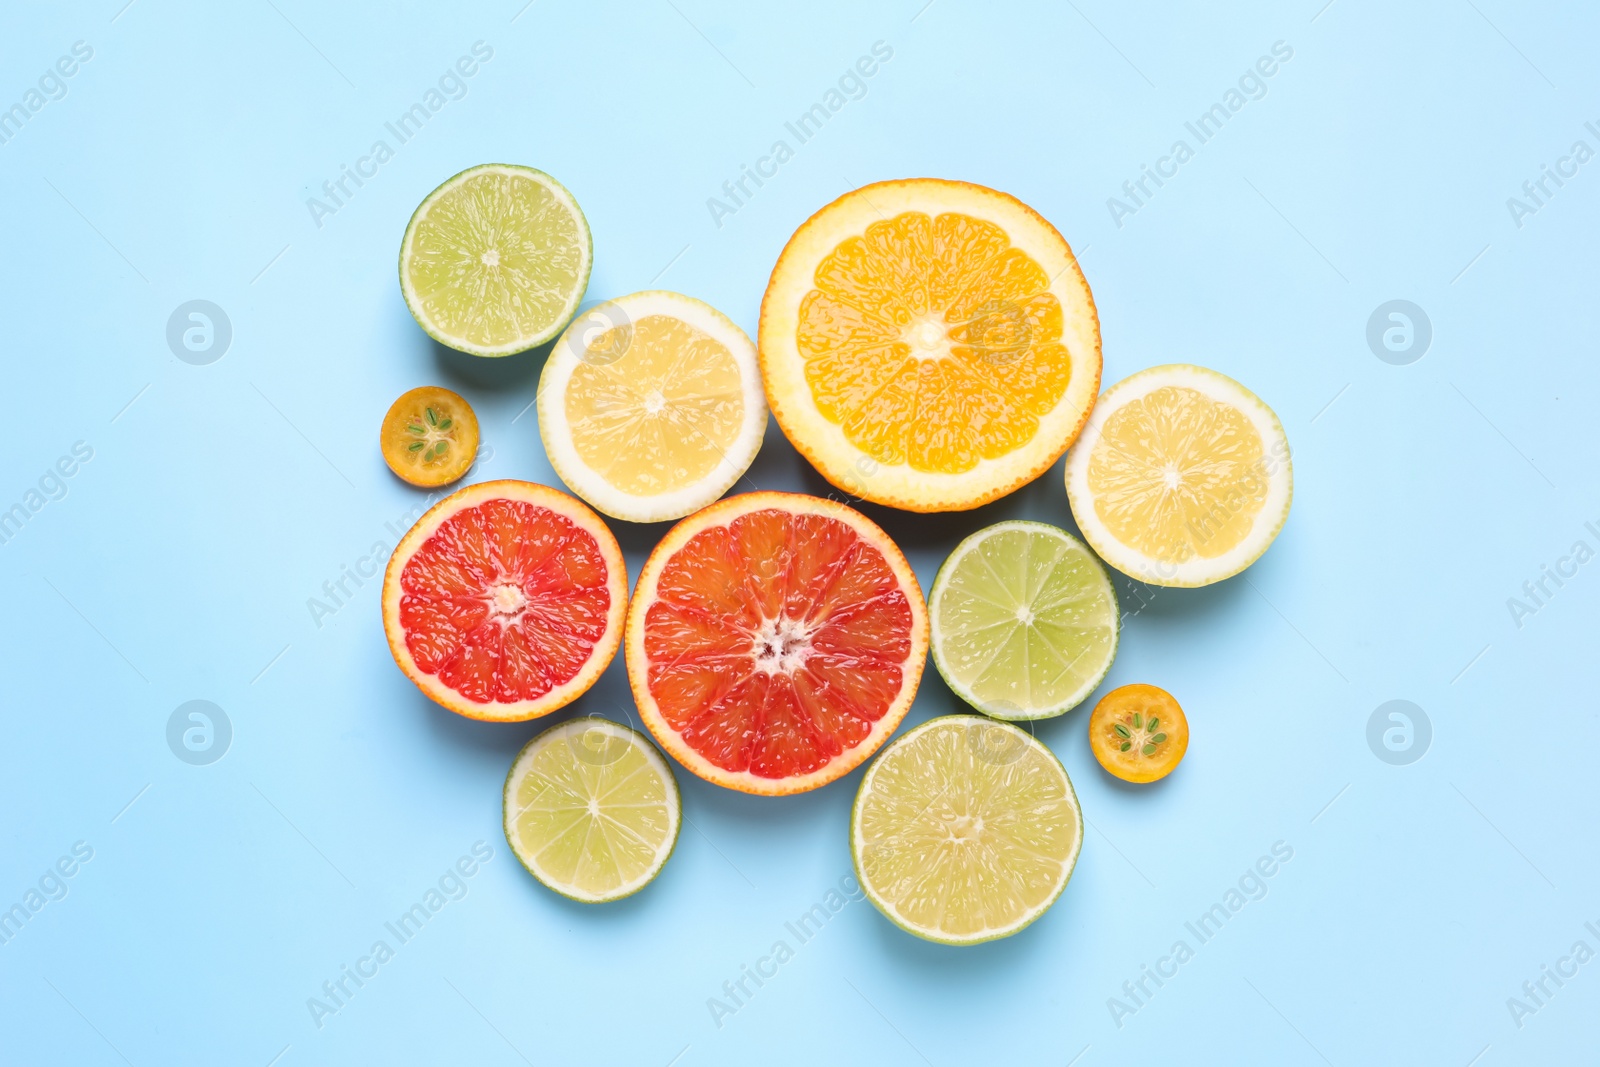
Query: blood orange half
[[382, 480, 627, 721], [625, 492, 928, 795]]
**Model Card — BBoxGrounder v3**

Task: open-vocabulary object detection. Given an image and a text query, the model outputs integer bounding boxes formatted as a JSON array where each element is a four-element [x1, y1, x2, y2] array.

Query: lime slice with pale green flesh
[[400, 164, 592, 357], [929, 520, 1119, 721], [852, 715, 1083, 945], [503, 717, 680, 903]]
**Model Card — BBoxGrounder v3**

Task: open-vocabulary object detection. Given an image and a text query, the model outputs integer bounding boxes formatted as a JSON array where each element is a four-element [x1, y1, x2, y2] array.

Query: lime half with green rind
[[929, 520, 1119, 721], [400, 164, 591, 357], [503, 716, 680, 903], [851, 715, 1083, 945]]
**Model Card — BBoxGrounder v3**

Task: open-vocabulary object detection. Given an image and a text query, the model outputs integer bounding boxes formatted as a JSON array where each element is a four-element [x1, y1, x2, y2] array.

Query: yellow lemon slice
[[1065, 364, 1292, 587], [537, 291, 766, 523]]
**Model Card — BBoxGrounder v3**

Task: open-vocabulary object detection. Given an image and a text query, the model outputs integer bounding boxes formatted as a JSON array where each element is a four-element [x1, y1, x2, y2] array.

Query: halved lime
[[852, 715, 1083, 945], [400, 164, 591, 357], [929, 520, 1118, 721], [503, 716, 680, 903]]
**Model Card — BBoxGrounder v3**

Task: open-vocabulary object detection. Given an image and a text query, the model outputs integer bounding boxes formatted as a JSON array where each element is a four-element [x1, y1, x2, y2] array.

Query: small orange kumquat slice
[[1089, 683, 1188, 783]]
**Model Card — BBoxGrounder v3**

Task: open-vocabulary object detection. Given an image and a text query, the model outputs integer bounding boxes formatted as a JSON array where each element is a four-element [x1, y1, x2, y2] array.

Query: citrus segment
[[852, 716, 1083, 944], [761, 179, 1101, 512], [1065, 364, 1292, 587], [503, 717, 680, 903], [379, 386, 480, 487], [930, 521, 1118, 720], [625, 492, 928, 795], [538, 291, 767, 523], [382, 480, 627, 721], [399, 164, 591, 356], [1088, 684, 1188, 783]]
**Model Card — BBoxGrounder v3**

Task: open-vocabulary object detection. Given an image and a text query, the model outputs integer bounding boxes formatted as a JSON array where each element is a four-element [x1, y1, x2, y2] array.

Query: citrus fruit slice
[[537, 291, 767, 523], [852, 715, 1083, 945], [1065, 364, 1292, 587], [625, 491, 928, 795], [503, 716, 681, 902], [759, 178, 1101, 513], [1088, 684, 1188, 783], [381, 480, 626, 721], [929, 521, 1118, 721], [399, 164, 591, 357], [379, 386, 480, 487]]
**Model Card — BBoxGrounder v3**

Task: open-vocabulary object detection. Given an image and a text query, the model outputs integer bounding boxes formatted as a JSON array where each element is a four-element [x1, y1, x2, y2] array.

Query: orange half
[[760, 178, 1101, 512], [625, 492, 928, 795]]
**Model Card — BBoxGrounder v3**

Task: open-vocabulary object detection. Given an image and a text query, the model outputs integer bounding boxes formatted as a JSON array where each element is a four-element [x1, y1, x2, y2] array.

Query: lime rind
[[502, 716, 681, 903], [850, 715, 1083, 945], [928, 520, 1119, 721], [399, 163, 593, 358]]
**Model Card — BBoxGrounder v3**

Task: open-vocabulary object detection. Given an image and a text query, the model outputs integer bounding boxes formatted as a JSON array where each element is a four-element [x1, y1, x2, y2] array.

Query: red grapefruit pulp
[[382, 480, 627, 720], [626, 492, 928, 794]]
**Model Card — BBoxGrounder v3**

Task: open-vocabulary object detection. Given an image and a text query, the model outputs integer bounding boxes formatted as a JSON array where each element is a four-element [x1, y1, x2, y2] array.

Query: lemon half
[[1065, 364, 1292, 587], [538, 290, 766, 523]]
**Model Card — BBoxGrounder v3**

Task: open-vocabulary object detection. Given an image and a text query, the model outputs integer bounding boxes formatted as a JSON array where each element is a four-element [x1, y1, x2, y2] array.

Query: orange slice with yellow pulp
[[759, 179, 1101, 512]]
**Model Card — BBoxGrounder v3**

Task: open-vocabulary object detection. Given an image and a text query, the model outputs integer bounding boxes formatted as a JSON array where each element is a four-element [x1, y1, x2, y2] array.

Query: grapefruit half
[[625, 492, 928, 795], [382, 480, 627, 721]]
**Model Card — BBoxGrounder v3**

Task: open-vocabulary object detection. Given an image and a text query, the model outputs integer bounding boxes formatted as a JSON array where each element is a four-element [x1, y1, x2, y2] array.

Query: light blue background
[[2, 1, 1595, 1063]]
